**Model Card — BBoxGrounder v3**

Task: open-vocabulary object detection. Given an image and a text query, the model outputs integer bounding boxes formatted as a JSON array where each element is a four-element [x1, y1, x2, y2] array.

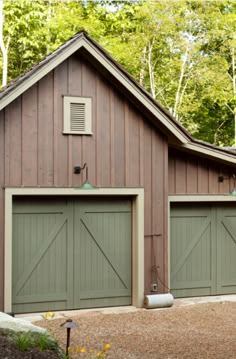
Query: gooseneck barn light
[[218, 174, 236, 195], [74, 163, 97, 189]]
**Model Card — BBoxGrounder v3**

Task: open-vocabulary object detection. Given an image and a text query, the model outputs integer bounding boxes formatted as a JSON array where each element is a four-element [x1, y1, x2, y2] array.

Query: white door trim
[[5, 187, 144, 312]]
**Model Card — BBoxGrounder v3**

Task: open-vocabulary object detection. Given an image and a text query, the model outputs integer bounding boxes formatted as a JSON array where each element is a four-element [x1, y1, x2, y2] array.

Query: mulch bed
[[0, 334, 62, 359]]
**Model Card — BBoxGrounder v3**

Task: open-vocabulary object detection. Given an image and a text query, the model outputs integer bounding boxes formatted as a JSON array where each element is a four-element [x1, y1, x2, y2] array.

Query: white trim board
[[5, 187, 144, 312], [182, 142, 236, 165], [169, 194, 236, 202]]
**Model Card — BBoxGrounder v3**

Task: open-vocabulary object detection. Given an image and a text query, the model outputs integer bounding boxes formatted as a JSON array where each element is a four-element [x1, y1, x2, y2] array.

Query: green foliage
[[15, 331, 33, 351], [36, 331, 59, 352], [13, 330, 60, 352]]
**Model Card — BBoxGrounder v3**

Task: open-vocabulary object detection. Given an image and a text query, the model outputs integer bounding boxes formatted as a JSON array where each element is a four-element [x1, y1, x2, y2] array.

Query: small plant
[[36, 331, 59, 351], [68, 343, 111, 358], [44, 311, 55, 320], [15, 332, 33, 351], [96, 343, 111, 358], [12, 330, 63, 355]]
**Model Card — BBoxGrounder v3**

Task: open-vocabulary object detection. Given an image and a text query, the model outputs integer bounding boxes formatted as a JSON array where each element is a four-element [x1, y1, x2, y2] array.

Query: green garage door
[[12, 197, 131, 313], [170, 203, 236, 298]]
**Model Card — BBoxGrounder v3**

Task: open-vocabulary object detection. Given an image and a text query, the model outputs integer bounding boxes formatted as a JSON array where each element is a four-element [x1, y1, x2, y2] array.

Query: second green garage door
[[12, 197, 132, 313], [170, 203, 236, 298]]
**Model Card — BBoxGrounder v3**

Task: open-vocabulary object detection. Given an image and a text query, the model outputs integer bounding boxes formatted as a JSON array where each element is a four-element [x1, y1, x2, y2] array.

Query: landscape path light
[[60, 318, 78, 357]]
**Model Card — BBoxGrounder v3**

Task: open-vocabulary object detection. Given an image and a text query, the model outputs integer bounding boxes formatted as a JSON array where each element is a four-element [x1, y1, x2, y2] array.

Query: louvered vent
[[70, 102, 86, 132], [63, 96, 92, 135]]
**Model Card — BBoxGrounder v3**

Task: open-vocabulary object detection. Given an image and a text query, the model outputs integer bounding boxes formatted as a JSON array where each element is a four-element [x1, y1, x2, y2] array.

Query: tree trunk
[[173, 47, 189, 119], [147, 41, 156, 98], [0, 0, 9, 87], [139, 46, 147, 86]]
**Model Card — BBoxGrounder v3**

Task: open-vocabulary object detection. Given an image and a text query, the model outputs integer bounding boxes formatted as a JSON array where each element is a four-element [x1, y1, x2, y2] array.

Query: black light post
[[60, 318, 78, 357]]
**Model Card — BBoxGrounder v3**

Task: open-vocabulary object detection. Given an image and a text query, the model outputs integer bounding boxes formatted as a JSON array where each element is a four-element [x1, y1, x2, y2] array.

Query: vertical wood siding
[[169, 148, 236, 194], [0, 55, 168, 309], [0, 111, 4, 308]]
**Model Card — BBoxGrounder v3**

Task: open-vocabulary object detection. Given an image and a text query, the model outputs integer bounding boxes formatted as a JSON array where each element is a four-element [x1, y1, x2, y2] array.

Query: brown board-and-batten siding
[[169, 148, 236, 194], [0, 54, 168, 310]]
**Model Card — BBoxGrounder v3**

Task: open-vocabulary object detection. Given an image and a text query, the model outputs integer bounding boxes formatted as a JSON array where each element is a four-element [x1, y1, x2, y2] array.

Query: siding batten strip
[[96, 77, 100, 186], [110, 88, 115, 187], [124, 101, 129, 187], [68, 135, 72, 187], [53, 68, 58, 187], [139, 117, 144, 187]]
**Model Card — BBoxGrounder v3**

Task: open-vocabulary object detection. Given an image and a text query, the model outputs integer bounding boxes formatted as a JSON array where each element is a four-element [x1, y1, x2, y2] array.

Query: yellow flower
[[44, 311, 55, 319], [104, 343, 110, 351], [80, 347, 87, 353], [97, 351, 103, 358]]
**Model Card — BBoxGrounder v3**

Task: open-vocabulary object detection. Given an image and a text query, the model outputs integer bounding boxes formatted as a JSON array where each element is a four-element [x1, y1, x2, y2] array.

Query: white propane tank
[[144, 293, 174, 309]]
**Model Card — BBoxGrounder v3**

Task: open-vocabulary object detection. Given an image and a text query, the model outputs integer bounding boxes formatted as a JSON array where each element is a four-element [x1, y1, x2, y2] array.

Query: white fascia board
[[0, 38, 86, 111], [182, 142, 236, 165]]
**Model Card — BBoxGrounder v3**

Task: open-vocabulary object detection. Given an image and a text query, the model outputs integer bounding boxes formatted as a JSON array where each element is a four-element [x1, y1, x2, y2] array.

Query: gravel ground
[[35, 302, 236, 359]]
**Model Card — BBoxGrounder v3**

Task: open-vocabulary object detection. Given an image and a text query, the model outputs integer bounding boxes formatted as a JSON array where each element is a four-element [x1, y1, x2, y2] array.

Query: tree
[[0, 0, 10, 87], [0, 0, 236, 146]]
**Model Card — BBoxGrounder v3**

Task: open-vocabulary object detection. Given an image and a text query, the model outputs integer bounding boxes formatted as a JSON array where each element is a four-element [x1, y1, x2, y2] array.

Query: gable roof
[[0, 31, 236, 165]]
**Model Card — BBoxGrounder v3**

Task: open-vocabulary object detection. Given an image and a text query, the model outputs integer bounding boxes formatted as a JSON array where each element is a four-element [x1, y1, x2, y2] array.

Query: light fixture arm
[[85, 165, 88, 181], [218, 173, 236, 195], [74, 162, 87, 174], [73, 162, 96, 190]]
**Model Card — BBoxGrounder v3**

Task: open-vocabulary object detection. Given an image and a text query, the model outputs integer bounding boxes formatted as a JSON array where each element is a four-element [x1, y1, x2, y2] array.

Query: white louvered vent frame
[[63, 96, 92, 135]]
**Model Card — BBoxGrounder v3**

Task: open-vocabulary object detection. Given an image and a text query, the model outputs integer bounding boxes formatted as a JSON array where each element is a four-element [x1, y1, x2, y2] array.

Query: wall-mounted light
[[74, 163, 86, 174], [74, 163, 96, 190], [218, 174, 236, 195]]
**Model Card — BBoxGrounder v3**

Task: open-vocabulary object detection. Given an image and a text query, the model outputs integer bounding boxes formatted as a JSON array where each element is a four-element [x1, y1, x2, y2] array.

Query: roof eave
[[0, 33, 189, 144], [179, 142, 236, 165]]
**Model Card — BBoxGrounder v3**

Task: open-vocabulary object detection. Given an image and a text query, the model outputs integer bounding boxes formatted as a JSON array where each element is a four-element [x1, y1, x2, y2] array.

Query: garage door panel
[[79, 220, 129, 290], [173, 287, 212, 298], [13, 218, 68, 296], [170, 207, 213, 296], [12, 201, 74, 313], [13, 300, 69, 314], [171, 217, 211, 280], [217, 210, 236, 294], [79, 296, 131, 309], [13, 197, 132, 313], [171, 204, 236, 298], [78, 223, 128, 291], [74, 200, 132, 308], [81, 213, 131, 287], [13, 293, 68, 304], [172, 280, 212, 290]]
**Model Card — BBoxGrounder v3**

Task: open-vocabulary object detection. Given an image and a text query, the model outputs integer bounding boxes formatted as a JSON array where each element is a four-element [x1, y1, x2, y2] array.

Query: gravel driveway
[[35, 301, 236, 359]]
